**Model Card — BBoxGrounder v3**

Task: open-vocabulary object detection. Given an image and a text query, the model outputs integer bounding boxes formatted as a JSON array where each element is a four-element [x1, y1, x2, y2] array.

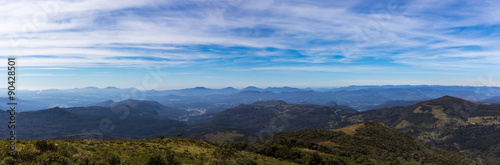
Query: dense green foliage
[[0, 138, 293, 165], [34, 140, 57, 153], [249, 122, 477, 165], [233, 157, 259, 165], [350, 96, 500, 164]]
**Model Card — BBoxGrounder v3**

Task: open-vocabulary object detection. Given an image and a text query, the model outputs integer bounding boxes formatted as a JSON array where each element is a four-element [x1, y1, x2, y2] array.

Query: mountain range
[[187, 96, 498, 164], [0, 104, 187, 139], [92, 99, 189, 119], [6, 85, 500, 112]]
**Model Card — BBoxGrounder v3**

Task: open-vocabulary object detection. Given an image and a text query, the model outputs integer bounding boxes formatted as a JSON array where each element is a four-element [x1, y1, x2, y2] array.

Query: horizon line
[[4, 84, 500, 91]]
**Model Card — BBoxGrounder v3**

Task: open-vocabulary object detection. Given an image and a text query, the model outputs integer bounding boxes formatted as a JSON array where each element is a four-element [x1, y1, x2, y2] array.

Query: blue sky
[[1, 0, 500, 90]]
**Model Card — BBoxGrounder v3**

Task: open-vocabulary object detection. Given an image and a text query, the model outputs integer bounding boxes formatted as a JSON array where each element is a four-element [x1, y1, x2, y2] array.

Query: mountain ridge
[[249, 121, 478, 165], [93, 99, 189, 119]]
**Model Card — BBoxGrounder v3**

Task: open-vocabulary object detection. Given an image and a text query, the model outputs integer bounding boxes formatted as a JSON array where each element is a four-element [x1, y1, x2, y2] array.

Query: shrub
[[58, 148, 70, 157], [145, 155, 166, 165], [165, 149, 180, 165], [301, 153, 322, 165], [324, 156, 347, 165], [120, 160, 130, 165], [403, 162, 420, 165], [34, 140, 57, 152], [106, 154, 121, 165], [2, 156, 15, 165], [39, 152, 67, 164], [213, 143, 237, 161], [0, 147, 11, 159], [17, 149, 35, 162], [229, 141, 248, 151], [78, 156, 90, 165], [100, 152, 121, 165], [92, 151, 121, 165], [233, 157, 258, 165]]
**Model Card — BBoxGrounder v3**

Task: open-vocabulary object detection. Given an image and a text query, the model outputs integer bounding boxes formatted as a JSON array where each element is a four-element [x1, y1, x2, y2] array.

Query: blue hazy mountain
[[0, 106, 187, 139], [6, 85, 500, 112], [242, 86, 263, 91], [93, 99, 189, 120], [0, 97, 51, 112]]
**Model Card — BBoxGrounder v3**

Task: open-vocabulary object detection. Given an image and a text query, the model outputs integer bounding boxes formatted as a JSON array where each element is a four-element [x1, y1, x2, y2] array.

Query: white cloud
[[250, 66, 387, 73], [0, 0, 499, 70]]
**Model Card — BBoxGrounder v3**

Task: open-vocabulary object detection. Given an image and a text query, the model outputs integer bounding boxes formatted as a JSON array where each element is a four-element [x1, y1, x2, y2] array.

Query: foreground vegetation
[[0, 137, 293, 165], [0, 121, 478, 165], [250, 122, 478, 165]]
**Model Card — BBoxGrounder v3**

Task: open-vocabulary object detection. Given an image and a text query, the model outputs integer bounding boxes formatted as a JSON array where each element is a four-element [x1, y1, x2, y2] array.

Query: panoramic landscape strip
[[2, 0, 500, 164]]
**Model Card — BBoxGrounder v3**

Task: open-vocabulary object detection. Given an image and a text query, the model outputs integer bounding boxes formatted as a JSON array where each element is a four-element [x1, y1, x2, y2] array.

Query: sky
[[1, 0, 500, 90]]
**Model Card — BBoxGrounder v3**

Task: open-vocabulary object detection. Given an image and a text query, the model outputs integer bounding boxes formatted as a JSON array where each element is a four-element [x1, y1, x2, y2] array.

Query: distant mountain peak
[[421, 95, 473, 106], [324, 101, 339, 106], [243, 86, 261, 90], [37, 106, 71, 114], [82, 86, 99, 89], [114, 99, 159, 107], [266, 86, 298, 89], [252, 100, 288, 106], [122, 99, 143, 102], [93, 100, 114, 107]]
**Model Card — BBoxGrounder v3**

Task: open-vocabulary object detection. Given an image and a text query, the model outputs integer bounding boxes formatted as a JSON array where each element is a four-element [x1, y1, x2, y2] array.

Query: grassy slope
[[0, 138, 295, 165]]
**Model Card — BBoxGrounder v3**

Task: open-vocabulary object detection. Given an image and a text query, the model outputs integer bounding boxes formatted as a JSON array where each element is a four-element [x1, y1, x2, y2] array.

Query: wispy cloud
[[21, 73, 76, 77], [23, 67, 75, 70], [250, 66, 387, 73], [1, 0, 500, 88]]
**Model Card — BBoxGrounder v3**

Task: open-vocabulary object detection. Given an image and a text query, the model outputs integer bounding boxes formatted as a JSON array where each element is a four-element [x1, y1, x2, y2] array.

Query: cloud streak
[[1, 0, 500, 89]]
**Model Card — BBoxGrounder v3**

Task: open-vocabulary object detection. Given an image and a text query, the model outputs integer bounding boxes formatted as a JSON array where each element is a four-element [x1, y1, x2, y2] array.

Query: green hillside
[[161, 123, 254, 144], [210, 100, 357, 134], [249, 122, 477, 165], [349, 96, 500, 164], [0, 138, 294, 165]]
